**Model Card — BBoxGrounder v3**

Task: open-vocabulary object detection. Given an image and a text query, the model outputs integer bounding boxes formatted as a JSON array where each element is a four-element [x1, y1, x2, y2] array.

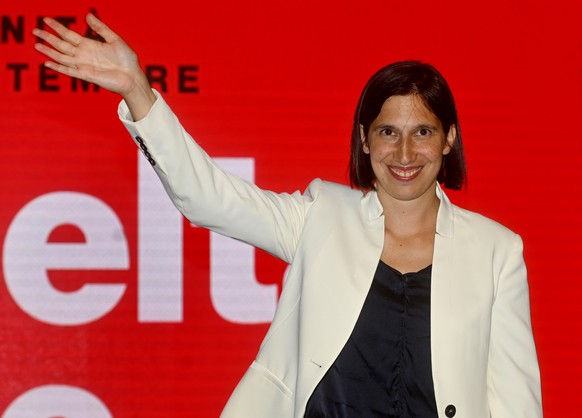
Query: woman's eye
[[417, 128, 431, 136], [381, 128, 394, 136]]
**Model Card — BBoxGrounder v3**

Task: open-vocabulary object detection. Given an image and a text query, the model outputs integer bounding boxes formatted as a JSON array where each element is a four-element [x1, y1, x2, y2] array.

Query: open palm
[[33, 13, 143, 97]]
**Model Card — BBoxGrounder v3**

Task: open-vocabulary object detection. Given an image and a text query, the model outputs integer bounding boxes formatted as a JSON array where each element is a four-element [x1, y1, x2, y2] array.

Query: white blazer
[[119, 92, 542, 418]]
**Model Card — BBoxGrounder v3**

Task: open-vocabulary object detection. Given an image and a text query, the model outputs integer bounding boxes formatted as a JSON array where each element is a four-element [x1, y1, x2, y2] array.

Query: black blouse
[[304, 260, 438, 418]]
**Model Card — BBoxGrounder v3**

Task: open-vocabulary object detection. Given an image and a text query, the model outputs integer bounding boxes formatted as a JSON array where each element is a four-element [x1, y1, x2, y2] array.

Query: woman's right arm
[[34, 14, 315, 262], [33, 13, 155, 121]]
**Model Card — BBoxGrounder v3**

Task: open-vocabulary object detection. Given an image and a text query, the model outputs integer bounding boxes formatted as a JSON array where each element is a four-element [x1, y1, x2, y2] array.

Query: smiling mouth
[[388, 166, 422, 181]]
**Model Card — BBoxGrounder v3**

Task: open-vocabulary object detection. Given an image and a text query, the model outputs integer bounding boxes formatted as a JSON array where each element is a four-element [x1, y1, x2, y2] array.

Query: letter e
[[2, 192, 128, 326]]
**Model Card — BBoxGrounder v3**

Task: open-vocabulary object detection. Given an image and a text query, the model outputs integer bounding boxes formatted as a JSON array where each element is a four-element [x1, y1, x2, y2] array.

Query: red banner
[[1, 0, 581, 416]]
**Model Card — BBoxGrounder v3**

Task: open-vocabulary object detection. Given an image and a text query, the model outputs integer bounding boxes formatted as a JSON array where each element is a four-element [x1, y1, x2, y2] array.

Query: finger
[[42, 17, 84, 47], [43, 60, 83, 80], [86, 13, 119, 44], [33, 28, 76, 57], [34, 42, 78, 68]]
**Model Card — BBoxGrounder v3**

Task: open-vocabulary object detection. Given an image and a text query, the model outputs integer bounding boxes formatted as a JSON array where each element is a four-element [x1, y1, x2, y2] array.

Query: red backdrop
[[1, 0, 580, 416]]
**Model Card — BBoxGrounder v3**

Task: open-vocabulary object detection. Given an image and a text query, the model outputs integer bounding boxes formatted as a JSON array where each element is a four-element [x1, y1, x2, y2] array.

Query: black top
[[304, 260, 438, 418]]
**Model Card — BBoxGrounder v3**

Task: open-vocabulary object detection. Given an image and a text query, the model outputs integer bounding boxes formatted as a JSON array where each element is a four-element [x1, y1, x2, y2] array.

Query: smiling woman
[[349, 61, 465, 277], [32, 13, 542, 418], [363, 94, 455, 274]]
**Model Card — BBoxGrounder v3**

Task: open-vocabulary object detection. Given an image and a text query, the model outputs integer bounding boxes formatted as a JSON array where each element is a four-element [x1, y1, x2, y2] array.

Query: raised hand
[[33, 13, 156, 120]]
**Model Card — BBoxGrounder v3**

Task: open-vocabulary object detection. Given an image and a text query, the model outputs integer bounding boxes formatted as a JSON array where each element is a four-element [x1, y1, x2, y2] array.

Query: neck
[[379, 184, 440, 235]]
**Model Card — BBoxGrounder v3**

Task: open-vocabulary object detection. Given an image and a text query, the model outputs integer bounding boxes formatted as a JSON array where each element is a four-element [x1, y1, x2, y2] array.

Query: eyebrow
[[415, 124, 440, 131], [373, 123, 440, 132]]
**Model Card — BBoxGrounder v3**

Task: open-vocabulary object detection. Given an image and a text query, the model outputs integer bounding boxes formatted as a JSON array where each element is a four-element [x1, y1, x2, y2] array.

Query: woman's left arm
[[487, 233, 543, 417]]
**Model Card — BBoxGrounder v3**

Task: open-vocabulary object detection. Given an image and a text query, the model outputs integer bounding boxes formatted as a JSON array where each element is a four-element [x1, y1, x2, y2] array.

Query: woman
[[33, 14, 542, 418]]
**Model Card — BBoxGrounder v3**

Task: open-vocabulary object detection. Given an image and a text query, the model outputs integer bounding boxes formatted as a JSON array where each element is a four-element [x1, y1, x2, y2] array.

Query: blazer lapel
[[430, 184, 455, 411]]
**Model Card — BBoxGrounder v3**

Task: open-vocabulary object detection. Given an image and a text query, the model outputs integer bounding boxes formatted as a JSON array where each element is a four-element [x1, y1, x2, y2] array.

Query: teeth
[[390, 167, 421, 178]]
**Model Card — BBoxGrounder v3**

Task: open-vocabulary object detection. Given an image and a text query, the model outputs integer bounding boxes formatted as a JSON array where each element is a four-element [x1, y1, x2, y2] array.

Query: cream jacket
[[119, 92, 542, 418]]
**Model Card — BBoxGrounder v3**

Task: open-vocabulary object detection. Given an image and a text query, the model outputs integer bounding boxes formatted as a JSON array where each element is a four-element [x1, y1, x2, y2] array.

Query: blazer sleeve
[[117, 90, 317, 264], [487, 233, 543, 417]]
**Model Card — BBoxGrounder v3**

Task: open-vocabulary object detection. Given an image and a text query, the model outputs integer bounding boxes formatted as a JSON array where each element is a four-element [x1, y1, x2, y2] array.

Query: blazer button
[[445, 404, 456, 417]]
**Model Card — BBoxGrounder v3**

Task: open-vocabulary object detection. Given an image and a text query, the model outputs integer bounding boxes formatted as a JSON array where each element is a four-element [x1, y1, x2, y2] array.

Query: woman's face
[[362, 94, 455, 205]]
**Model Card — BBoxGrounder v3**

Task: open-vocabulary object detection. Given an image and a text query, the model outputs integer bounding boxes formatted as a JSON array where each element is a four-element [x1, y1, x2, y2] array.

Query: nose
[[395, 137, 414, 165]]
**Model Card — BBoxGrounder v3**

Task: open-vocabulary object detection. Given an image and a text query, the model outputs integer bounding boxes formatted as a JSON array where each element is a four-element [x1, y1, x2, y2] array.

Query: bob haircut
[[349, 60, 467, 190]]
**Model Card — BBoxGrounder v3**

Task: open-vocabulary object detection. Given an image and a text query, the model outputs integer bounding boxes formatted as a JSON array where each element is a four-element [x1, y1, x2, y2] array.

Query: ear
[[443, 124, 456, 155], [359, 124, 370, 154]]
